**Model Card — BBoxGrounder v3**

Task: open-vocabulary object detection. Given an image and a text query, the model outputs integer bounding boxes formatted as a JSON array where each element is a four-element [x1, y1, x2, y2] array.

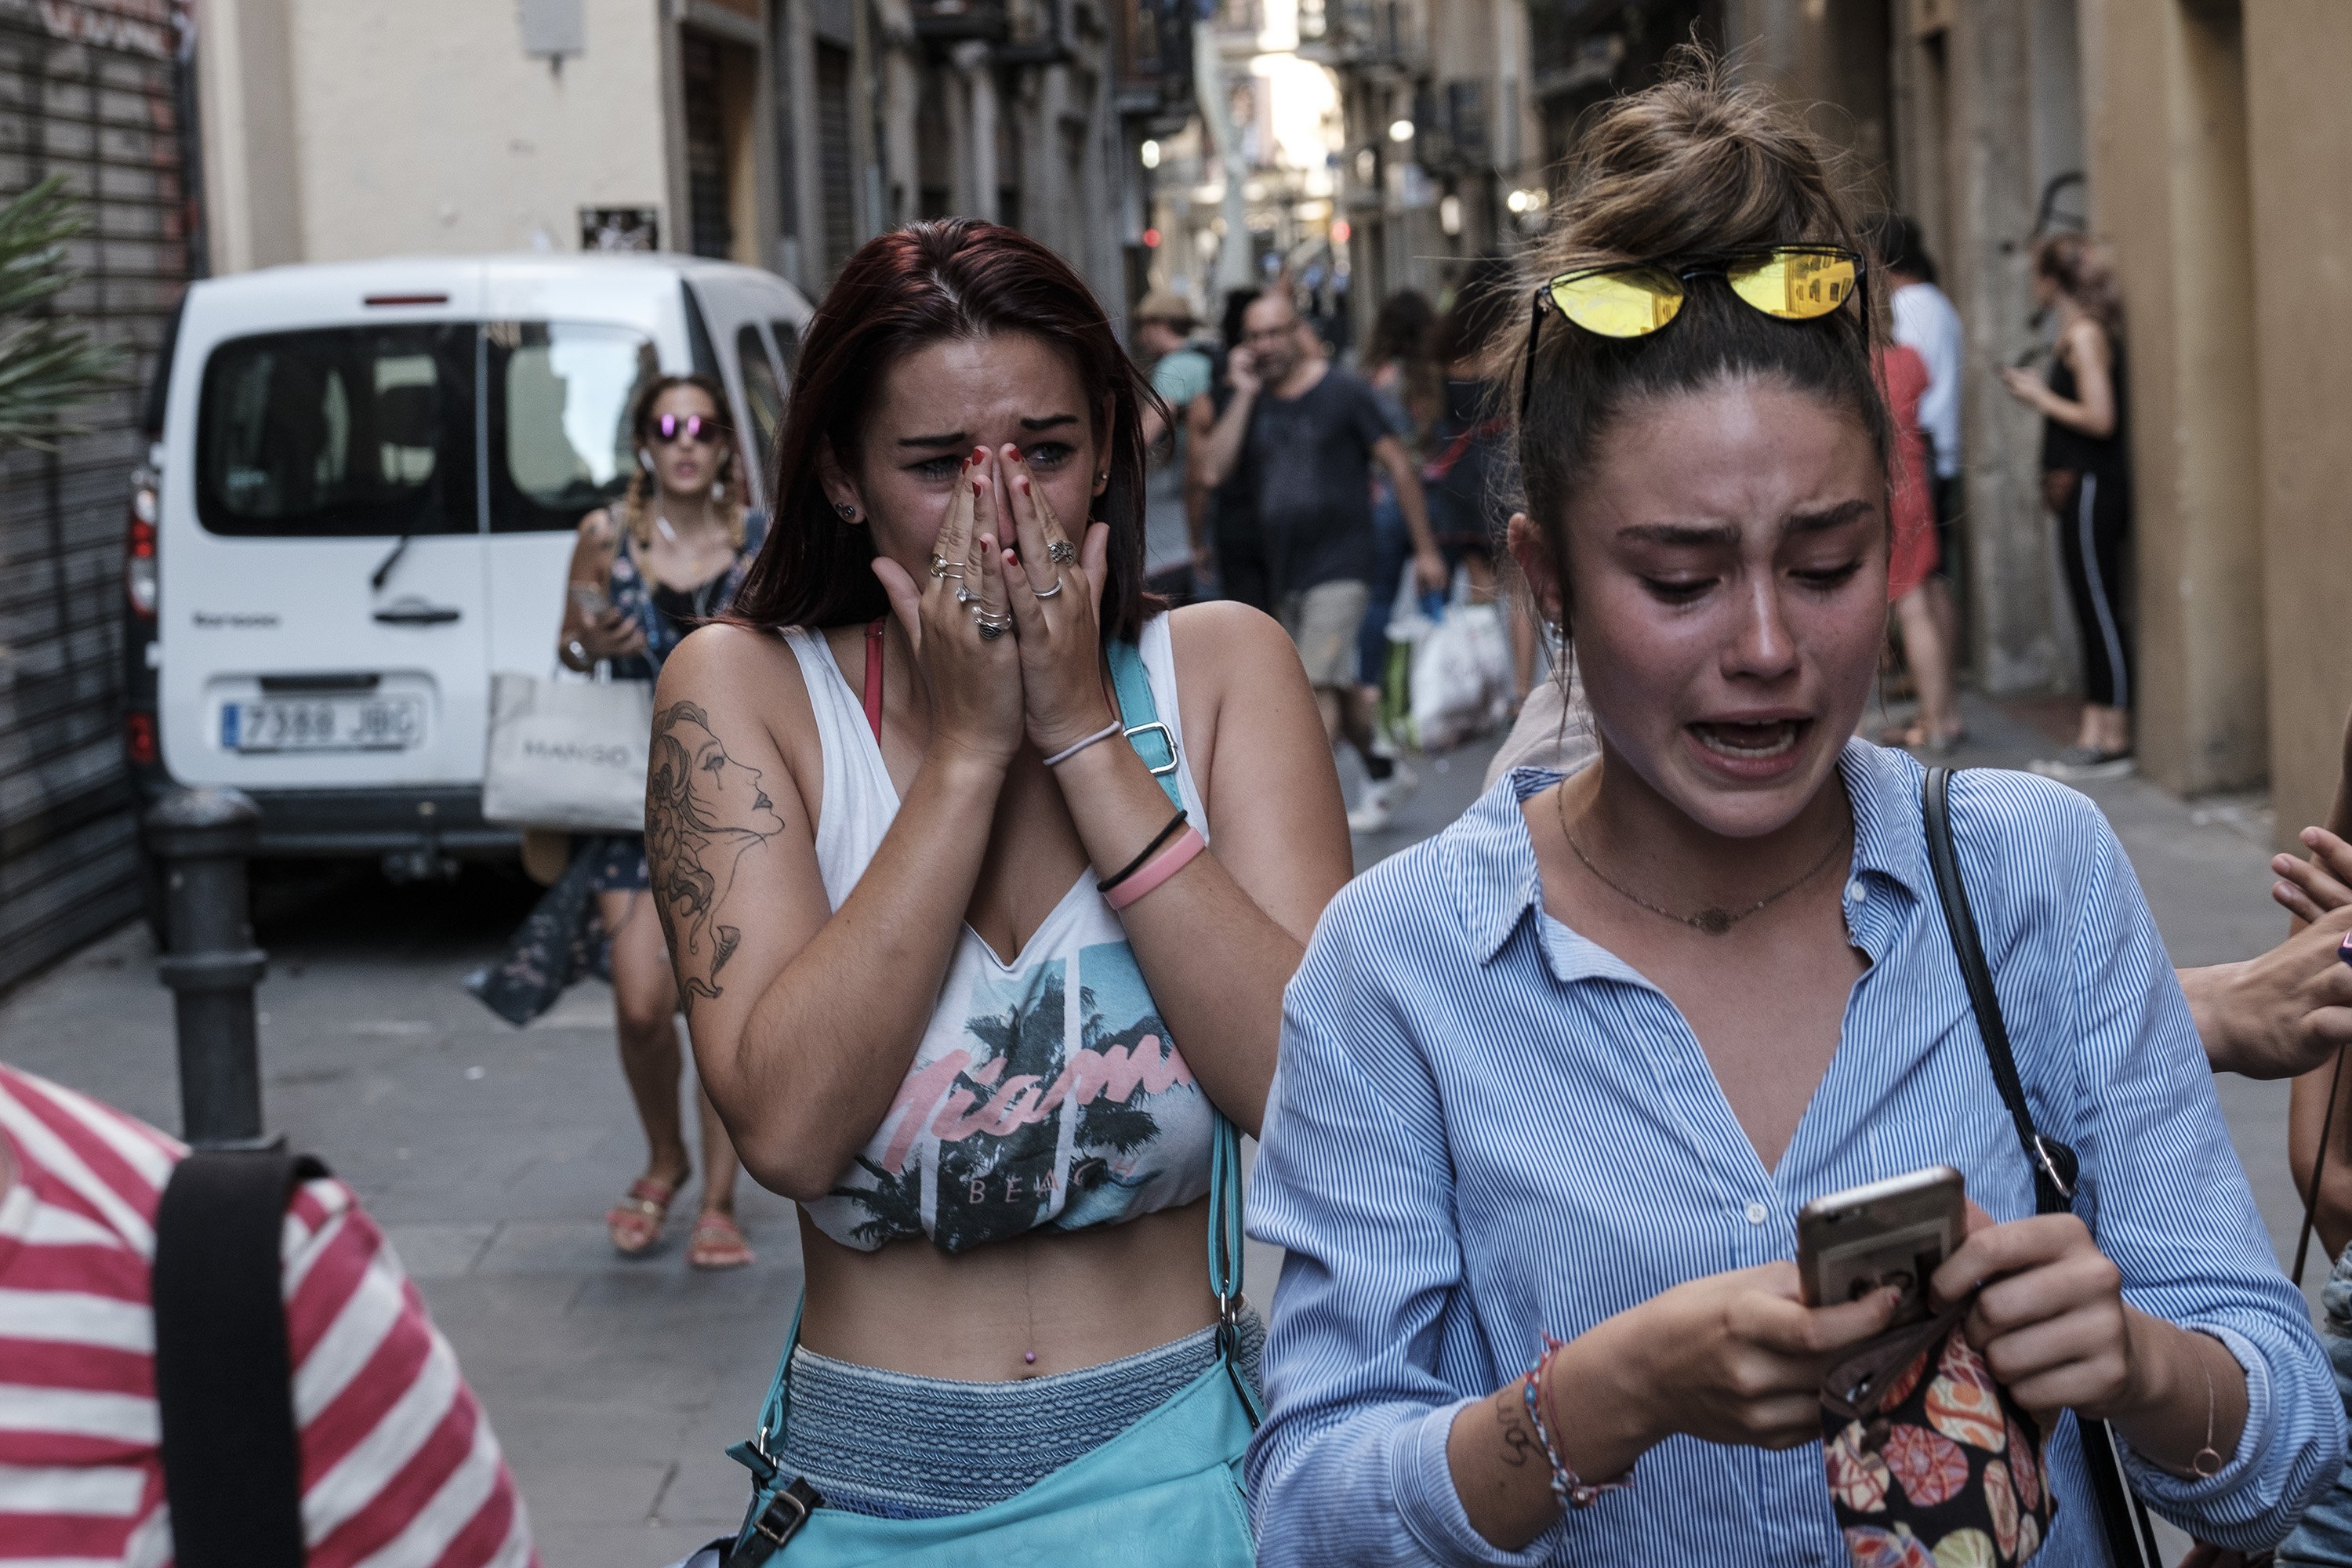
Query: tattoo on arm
[[646, 699, 786, 1017], [1494, 1386, 1537, 1468]]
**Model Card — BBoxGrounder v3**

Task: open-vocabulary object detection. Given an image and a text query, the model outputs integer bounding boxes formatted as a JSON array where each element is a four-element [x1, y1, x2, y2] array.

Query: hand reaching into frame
[[869, 449, 1025, 769]]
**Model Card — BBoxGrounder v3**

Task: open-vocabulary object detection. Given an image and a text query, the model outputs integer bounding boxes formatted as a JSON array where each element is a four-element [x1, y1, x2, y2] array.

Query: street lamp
[[1388, 118, 1414, 143], [1142, 140, 1161, 169]]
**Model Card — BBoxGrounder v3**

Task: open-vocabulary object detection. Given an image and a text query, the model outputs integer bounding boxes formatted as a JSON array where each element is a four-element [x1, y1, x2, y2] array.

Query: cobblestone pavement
[[0, 697, 2315, 1563]]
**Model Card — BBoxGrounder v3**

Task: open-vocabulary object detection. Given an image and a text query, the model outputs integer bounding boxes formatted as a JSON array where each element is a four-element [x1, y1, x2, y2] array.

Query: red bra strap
[[862, 619, 886, 742]]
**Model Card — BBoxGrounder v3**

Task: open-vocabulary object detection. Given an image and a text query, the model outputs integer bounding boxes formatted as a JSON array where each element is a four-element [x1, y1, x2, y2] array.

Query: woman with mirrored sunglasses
[[1246, 60, 2339, 1568], [550, 372, 768, 1269]]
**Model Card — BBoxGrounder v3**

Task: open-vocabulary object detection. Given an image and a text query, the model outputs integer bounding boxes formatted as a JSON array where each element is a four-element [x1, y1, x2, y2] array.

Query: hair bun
[[1544, 50, 1861, 270]]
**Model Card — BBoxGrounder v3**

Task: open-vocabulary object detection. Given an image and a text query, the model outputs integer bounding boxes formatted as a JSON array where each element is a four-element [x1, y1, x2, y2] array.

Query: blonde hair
[[621, 373, 746, 552]]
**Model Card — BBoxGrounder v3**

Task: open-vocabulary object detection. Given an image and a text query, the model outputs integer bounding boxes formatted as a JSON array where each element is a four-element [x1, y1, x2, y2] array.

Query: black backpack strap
[[1921, 765, 2080, 1215], [1920, 765, 2163, 1568], [154, 1148, 331, 1568]]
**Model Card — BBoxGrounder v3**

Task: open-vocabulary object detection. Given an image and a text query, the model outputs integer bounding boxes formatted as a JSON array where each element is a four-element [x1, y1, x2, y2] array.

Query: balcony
[[1298, 0, 1422, 71], [1110, 0, 1196, 125], [910, 0, 1009, 42]]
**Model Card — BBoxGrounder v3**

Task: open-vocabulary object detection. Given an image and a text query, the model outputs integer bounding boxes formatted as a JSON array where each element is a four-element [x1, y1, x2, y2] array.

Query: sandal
[[688, 1211, 755, 1271], [606, 1176, 678, 1256]]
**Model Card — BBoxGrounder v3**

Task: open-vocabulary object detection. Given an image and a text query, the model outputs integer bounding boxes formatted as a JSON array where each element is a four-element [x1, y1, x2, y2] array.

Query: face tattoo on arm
[[648, 700, 786, 1014]]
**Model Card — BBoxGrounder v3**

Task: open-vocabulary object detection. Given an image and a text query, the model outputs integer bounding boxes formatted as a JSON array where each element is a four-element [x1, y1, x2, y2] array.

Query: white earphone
[[637, 447, 655, 471]]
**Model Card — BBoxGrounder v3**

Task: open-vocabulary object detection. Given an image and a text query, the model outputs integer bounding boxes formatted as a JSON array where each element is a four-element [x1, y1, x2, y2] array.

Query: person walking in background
[[1205, 287, 1271, 611], [1877, 336, 1962, 753], [1425, 256, 1542, 706], [2004, 232, 2133, 780], [0, 1063, 538, 1565], [1132, 289, 1216, 598], [1875, 213, 1967, 752], [1354, 289, 1437, 707], [519, 375, 763, 1270], [1197, 286, 1446, 833]]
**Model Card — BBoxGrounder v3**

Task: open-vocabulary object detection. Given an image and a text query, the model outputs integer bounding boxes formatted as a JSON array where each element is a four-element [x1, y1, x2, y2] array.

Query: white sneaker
[[1347, 785, 1396, 835], [1347, 764, 1417, 836]]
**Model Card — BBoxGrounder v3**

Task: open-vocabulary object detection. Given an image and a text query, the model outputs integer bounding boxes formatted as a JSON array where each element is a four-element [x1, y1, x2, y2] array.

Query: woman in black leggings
[[2002, 233, 2133, 779]]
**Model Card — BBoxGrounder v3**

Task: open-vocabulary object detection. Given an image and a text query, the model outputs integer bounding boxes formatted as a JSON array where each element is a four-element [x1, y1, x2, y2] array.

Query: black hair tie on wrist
[[1097, 809, 1188, 896]]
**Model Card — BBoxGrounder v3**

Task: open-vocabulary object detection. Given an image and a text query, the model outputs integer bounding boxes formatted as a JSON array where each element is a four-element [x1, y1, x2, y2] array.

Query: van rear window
[[487, 321, 659, 532], [196, 325, 477, 538]]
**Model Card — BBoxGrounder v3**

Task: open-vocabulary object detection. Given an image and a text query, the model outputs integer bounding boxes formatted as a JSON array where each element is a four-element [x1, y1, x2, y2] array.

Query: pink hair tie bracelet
[[1103, 826, 1206, 910]]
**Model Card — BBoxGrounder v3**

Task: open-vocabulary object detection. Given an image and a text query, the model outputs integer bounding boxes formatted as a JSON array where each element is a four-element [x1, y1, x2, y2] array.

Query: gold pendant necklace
[[1555, 784, 1849, 935]]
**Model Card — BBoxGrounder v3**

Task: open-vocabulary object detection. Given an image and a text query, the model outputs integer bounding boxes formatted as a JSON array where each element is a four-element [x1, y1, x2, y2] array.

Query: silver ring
[[977, 619, 1011, 641], [1047, 540, 1076, 564], [927, 553, 952, 579], [956, 586, 977, 604], [1032, 576, 1065, 600]]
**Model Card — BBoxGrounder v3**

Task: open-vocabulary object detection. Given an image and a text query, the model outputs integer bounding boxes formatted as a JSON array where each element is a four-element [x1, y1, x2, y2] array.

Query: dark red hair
[[730, 219, 1161, 642]]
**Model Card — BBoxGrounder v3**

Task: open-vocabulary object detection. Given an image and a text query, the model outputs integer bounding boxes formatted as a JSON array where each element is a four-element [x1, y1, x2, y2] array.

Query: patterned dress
[[465, 510, 764, 1024]]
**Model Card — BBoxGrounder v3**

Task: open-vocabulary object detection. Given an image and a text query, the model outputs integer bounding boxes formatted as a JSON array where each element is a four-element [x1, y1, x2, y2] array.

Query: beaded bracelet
[[1521, 1334, 1634, 1511]]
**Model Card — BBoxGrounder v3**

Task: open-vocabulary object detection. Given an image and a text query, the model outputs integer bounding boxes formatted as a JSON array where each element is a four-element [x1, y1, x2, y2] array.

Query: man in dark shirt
[[1198, 286, 1445, 832]]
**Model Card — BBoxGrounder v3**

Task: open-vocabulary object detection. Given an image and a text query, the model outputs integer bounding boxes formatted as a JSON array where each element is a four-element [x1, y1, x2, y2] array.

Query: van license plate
[[222, 696, 423, 753]]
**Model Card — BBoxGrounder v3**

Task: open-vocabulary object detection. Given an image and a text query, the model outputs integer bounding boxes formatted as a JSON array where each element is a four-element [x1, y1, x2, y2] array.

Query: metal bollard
[[145, 787, 271, 1148]]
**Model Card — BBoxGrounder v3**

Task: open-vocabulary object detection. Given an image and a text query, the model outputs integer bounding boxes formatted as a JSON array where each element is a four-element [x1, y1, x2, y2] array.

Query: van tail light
[[124, 710, 157, 767], [125, 466, 158, 620]]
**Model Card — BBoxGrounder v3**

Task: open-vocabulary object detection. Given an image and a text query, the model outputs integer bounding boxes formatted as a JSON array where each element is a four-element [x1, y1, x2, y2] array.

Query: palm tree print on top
[[820, 940, 1214, 1254]]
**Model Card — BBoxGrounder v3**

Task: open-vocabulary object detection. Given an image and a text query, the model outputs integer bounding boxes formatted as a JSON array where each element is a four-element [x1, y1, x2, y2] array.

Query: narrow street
[[0, 698, 2314, 1561]]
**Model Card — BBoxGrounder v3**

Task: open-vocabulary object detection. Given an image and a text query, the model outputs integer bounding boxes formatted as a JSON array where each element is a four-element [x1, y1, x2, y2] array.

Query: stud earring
[[833, 500, 859, 522]]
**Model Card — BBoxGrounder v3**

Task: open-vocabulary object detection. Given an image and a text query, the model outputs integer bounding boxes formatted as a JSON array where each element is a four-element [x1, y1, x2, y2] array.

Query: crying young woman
[[649, 220, 1351, 1563]]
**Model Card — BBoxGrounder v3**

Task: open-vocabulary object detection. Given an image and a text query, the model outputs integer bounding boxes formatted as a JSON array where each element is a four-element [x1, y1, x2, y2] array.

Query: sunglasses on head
[[652, 412, 723, 445], [1516, 245, 1865, 420]]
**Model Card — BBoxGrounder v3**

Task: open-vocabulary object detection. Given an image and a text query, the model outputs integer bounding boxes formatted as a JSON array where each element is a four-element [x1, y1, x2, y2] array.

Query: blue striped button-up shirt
[[1247, 742, 2343, 1566]]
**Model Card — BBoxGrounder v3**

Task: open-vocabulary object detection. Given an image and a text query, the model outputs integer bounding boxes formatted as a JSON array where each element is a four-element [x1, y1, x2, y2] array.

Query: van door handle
[[373, 602, 462, 626]]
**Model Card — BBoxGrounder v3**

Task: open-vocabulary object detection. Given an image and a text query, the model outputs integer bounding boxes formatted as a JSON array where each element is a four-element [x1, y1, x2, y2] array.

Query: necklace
[[1554, 785, 1849, 936]]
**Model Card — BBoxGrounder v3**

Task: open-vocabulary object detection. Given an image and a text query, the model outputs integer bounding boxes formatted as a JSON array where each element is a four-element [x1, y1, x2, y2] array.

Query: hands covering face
[[868, 445, 1117, 766]]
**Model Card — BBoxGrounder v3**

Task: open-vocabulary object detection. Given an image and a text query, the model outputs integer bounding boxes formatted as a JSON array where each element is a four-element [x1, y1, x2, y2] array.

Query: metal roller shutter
[[0, 1, 197, 989]]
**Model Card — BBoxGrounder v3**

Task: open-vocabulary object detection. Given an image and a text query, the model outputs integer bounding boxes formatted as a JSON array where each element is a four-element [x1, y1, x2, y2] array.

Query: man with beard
[[1197, 286, 1446, 831]]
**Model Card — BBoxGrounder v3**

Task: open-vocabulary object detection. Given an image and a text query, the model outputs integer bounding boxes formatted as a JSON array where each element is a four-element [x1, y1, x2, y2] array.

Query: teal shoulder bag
[[707, 634, 1259, 1568]]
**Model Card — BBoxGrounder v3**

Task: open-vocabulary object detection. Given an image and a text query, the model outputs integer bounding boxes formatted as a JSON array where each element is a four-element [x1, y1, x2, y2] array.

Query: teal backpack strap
[[724, 1297, 822, 1563], [1107, 637, 1183, 810], [1207, 1113, 1264, 1428]]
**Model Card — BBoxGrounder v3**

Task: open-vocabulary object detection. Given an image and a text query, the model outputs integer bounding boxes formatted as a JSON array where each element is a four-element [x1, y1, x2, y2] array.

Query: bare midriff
[[796, 1195, 1221, 1381]]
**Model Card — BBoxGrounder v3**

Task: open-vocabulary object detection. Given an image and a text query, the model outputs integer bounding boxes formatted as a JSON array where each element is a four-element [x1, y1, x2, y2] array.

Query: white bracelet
[[1042, 720, 1123, 768]]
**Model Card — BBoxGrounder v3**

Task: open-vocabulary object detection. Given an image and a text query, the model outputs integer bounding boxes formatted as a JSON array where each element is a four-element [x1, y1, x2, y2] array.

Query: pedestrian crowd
[[11, 49, 2352, 1568]]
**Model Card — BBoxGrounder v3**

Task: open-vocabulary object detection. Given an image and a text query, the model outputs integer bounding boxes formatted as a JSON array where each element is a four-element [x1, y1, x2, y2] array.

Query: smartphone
[[568, 584, 611, 619], [1797, 1166, 1965, 1327]]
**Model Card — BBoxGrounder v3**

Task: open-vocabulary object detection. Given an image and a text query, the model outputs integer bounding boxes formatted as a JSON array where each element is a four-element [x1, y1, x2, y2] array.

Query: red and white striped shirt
[[0, 1065, 538, 1566]]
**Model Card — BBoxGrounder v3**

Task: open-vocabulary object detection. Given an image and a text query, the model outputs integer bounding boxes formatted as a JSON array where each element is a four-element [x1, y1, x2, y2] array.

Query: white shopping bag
[[481, 670, 652, 833], [1407, 569, 1513, 752]]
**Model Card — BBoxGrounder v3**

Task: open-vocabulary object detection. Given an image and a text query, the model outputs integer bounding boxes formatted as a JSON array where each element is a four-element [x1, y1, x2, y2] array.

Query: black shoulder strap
[[1921, 765, 2079, 1216], [1922, 767, 2163, 1568], [154, 1148, 330, 1568]]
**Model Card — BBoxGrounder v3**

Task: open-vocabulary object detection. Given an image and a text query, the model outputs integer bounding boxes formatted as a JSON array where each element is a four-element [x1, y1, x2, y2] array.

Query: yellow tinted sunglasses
[[1518, 246, 1864, 419]]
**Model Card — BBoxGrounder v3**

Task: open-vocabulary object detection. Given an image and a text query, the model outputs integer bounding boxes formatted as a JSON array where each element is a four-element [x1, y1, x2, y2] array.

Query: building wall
[[2090, 0, 2266, 795], [198, 0, 784, 270], [2244, 0, 2352, 840]]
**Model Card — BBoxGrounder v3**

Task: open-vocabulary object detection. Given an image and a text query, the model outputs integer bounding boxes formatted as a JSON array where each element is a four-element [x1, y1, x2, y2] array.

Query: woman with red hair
[[650, 220, 1348, 1553]]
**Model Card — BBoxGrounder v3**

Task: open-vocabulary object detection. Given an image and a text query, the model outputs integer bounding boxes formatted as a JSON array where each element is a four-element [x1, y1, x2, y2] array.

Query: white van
[[123, 253, 810, 890]]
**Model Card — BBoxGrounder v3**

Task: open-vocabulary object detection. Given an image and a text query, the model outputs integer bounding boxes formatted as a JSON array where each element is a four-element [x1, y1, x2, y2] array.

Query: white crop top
[[778, 615, 1216, 1254]]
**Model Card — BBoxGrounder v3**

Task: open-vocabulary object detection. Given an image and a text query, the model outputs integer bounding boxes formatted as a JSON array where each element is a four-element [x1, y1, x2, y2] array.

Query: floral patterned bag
[[1823, 1295, 2056, 1566]]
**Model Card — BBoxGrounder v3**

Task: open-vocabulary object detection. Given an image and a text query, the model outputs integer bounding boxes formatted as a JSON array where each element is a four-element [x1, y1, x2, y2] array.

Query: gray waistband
[[775, 1312, 1265, 1520]]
